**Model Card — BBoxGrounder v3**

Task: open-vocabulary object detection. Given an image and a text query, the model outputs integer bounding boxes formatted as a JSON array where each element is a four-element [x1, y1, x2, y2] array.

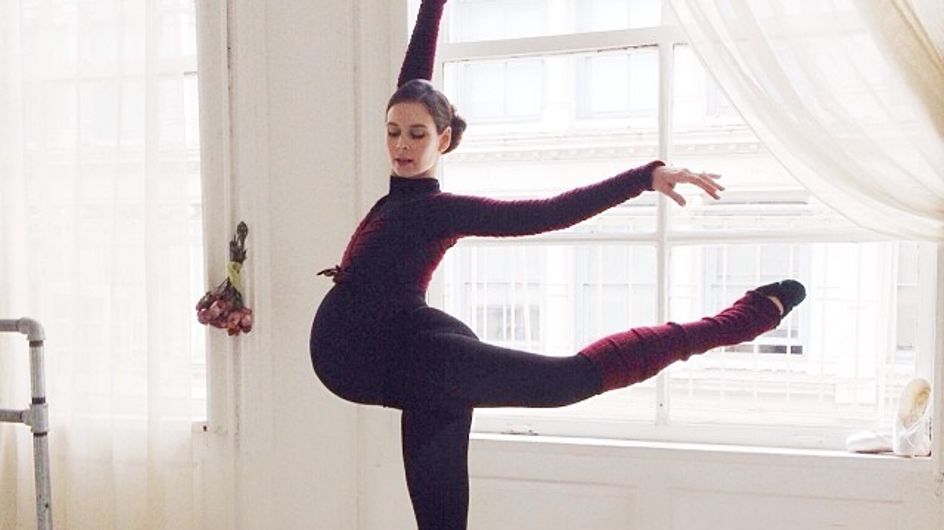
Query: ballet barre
[[0, 318, 53, 530]]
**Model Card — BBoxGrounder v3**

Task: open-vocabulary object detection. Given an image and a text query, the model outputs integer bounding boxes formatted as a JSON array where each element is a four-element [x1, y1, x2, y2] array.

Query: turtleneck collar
[[389, 175, 440, 195]]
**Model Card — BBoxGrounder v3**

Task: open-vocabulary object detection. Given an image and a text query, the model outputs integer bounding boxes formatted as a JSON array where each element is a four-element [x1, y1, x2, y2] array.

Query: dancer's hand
[[652, 166, 724, 206]]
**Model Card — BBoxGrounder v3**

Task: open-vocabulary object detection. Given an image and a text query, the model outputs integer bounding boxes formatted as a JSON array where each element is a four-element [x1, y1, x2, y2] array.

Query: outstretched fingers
[[686, 170, 724, 200], [665, 187, 686, 207], [652, 166, 725, 206]]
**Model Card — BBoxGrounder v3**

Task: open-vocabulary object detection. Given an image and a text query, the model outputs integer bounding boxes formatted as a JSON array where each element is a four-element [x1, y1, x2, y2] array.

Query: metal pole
[[29, 339, 52, 530], [0, 318, 53, 530]]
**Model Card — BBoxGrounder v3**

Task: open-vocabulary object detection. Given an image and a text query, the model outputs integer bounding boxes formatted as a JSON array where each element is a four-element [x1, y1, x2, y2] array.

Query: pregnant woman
[[310, 1, 805, 528]]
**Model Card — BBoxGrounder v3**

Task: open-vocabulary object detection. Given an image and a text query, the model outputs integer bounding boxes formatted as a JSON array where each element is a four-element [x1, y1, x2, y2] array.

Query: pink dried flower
[[195, 221, 253, 336], [239, 310, 253, 330], [226, 311, 243, 328], [207, 301, 224, 319]]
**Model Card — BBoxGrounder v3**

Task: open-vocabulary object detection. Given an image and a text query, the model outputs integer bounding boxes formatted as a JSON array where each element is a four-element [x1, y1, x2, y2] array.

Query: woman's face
[[386, 102, 451, 178]]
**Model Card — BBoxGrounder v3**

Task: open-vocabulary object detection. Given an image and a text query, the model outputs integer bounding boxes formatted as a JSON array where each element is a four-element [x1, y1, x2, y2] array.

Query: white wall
[[264, 1, 361, 528], [198, 0, 367, 528], [207, 0, 944, 528], [361, 425, 944, 530]]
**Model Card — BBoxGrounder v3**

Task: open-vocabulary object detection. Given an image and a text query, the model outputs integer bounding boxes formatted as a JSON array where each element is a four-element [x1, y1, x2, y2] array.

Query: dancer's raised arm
[[398, 0, 448, 87]]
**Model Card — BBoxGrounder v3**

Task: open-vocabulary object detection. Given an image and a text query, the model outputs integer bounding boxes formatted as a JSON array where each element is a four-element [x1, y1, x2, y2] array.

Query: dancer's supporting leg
[[401, 408, 474, 530]]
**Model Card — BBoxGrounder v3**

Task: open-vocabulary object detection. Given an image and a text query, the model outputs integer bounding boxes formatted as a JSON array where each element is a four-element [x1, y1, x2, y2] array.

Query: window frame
[[419, 1, 938, 450]]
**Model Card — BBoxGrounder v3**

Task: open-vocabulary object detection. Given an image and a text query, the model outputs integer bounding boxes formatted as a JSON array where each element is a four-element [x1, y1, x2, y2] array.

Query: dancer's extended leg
[[402, 408, 474, 530], [385, 281, 805, 408], [580, 280, 805, 392], [385, 306, 603, 409]]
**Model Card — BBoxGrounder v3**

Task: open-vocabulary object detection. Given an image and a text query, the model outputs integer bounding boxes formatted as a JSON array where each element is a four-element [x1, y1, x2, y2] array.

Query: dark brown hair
[[387, 79, 467, 154]]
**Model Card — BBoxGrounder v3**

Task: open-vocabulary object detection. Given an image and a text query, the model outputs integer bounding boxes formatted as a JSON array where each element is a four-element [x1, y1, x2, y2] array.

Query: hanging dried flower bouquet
[[196, 221, 253, 335]]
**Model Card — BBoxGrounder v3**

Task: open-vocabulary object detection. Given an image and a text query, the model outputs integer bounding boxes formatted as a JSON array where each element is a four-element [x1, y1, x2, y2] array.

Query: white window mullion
[[626, 247, 633, 330], [853, 245, 864, 402], [484, 250, 490, 340], [751, 247, 761, 402], [502, 289, 508, 342], [815, 246, 828, 406], [654, 39, 673, 426], [439, 26, 685, 63], [880, 242, 898, 424], [594, 246, 603, 339], [913, 244, 937, 381], [521, 247, 534, 349], [431, 3, 447, 93], [454, 228, 892, 248], [509, 248, 517, 343], [933, 244, 944, 478], [784, 244, 795, 403], [471, 246, 479, 333], [719, 246, 729, 402]]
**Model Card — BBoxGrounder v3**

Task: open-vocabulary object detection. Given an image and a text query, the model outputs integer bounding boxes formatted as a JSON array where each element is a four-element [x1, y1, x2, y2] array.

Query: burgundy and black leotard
[[307, 2, 801, 527], [309, 162, 664, 409]]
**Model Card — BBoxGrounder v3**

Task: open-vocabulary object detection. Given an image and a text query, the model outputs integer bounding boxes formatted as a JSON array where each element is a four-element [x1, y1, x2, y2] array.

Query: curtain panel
[[668, 0, 944, 241], [0, 1, 203, 528]]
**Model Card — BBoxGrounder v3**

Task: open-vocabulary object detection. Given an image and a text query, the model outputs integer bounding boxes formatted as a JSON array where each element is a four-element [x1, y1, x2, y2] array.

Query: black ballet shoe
[[753, 279, 806, 317]]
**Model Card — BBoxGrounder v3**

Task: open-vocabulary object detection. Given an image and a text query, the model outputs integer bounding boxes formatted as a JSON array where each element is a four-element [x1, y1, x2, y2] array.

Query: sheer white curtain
[[667, 0, 944, 241], [0, 2, 34, 523], [0, 1, 203, 528]]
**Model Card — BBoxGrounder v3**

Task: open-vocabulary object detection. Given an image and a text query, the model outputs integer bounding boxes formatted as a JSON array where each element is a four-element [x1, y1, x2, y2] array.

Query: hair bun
[[445, 111, 467, 154]]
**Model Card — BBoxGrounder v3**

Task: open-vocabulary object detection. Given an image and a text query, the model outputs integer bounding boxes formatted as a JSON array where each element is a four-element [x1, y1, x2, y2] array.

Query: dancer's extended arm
[[398, 0, 448, 86], [434, 162, 724, 238], [434, 161, 664, 238]]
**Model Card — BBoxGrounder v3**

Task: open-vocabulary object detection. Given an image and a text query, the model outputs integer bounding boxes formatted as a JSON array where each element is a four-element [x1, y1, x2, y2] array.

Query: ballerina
[[310, 1, 806, 527]]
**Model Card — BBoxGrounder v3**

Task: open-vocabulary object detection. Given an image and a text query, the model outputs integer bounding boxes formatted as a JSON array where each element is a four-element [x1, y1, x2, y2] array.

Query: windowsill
[[470, 432, 932, 472]]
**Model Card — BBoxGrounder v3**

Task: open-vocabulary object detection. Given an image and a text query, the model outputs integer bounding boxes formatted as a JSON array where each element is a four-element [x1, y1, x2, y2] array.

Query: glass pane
[[670, 45, 853, 233], [668, 242, 920, 435], [440, 244, 658, 423], [895, 242, 920, 352], [439, 0, 662, 43], [442, 49, 661, 234], [451, 59, 544, 122], [160, 0, 198, 58], [582, 51, 658, 117], [19, 0, 206, 422], [577, 0, 662, 33]]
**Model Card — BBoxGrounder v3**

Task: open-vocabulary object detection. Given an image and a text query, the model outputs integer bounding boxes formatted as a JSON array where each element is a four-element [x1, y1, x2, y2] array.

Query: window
[[578, 50, 658, 119], [20, 0, 206, 422], [444, 0, 662, 42], [446, 59, 544, 123], [418, 0, 936, 449]]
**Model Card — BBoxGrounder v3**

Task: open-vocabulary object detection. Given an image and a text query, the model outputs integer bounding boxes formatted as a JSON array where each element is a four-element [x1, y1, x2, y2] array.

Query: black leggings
[[309, 286, 601, 410], [391, 306, 602, 529], [310, 287, 601, 529], [389, 305, 602, 529], [310, 285, 781, 529]]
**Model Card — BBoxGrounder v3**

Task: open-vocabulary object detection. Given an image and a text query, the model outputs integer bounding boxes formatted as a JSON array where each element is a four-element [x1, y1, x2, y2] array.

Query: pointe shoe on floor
[[893, 378, 932, 457], [752, 279, 806, 317]]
